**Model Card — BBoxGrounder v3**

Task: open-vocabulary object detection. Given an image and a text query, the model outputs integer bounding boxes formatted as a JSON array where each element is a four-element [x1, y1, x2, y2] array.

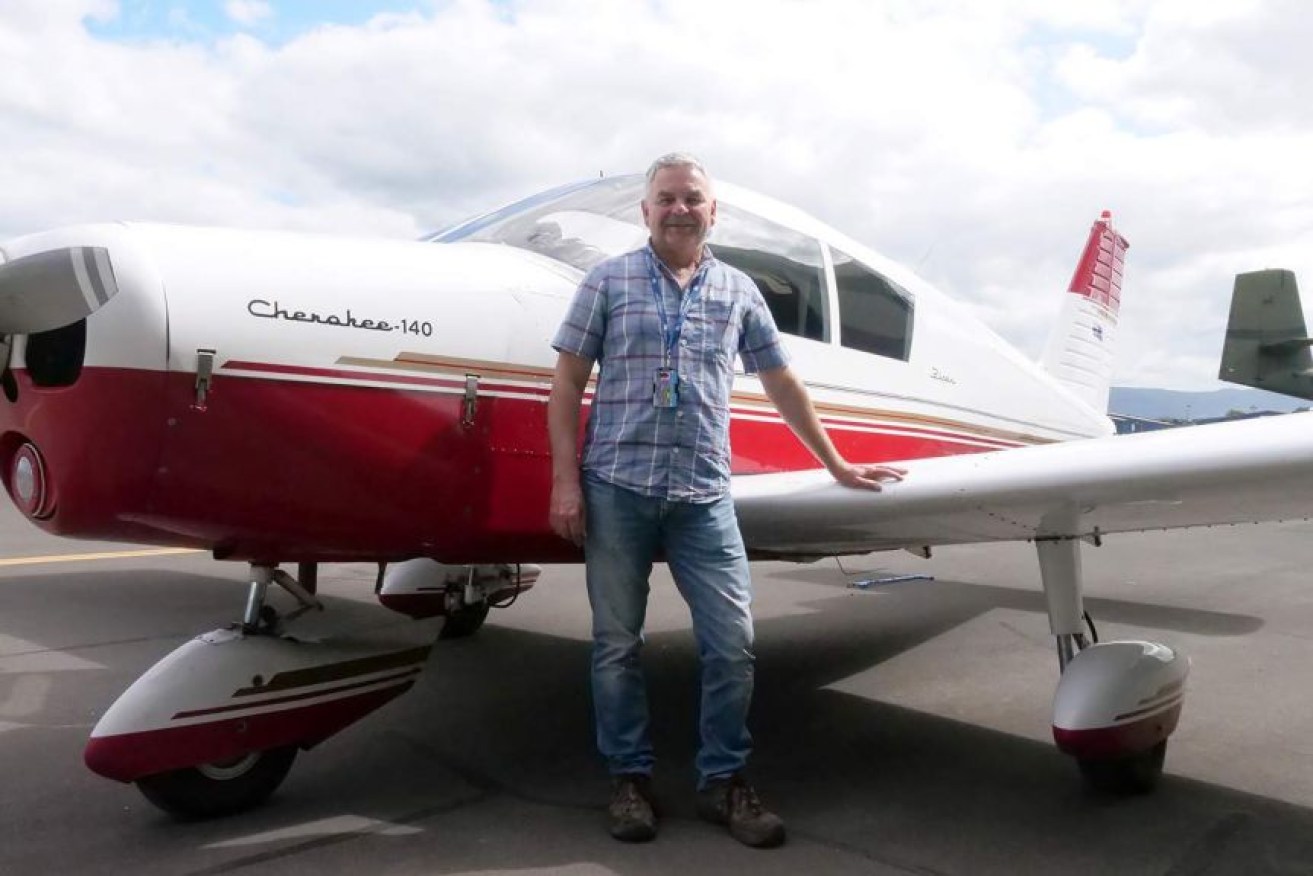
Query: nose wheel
[[135, 746, 298, 819]]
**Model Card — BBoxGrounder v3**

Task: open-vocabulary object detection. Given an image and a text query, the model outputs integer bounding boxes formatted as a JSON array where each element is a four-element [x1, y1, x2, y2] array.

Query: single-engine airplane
[[0, 173, 1310, 819]]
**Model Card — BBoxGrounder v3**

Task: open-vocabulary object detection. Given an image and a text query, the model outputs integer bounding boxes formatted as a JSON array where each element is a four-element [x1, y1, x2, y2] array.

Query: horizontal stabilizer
[[1218, 269, 1313, 401], [0, 246, 119, 335]]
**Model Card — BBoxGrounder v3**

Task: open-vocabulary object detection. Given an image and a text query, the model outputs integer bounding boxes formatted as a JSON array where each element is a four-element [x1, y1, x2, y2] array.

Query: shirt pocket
[[687, 299, 739, 363]]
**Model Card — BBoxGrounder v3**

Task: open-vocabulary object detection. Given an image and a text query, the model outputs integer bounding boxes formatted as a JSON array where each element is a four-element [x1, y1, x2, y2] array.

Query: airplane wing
[[733, 412, 1313, 557]]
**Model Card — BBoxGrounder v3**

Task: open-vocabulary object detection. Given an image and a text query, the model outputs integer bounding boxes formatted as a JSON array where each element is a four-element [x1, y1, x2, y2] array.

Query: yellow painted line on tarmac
[[0, 547, 202, 568]]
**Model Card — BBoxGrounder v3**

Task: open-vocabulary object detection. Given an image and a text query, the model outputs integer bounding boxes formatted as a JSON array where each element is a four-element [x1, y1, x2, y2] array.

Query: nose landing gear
[[86, 562, 438, 818], [136, 746, 299, 819]]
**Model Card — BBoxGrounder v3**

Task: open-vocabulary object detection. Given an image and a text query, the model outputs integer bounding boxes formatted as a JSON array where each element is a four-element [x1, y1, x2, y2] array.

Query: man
[[547, 153, 904, 848]]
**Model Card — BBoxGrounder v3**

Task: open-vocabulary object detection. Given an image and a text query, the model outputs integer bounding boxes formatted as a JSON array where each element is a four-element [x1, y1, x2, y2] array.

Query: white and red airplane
[[0, 173, 1309, 819]]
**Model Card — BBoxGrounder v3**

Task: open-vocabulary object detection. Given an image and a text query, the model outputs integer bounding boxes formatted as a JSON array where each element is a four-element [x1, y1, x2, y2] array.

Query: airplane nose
[[9, 442, 53, 518]]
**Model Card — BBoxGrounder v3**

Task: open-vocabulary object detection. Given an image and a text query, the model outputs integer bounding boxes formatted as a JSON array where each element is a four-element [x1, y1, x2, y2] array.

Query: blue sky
[[87, 0, 426, 45]]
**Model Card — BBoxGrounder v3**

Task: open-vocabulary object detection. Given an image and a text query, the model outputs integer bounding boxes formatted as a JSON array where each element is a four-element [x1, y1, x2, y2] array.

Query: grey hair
[[645, 152, 710, 184]]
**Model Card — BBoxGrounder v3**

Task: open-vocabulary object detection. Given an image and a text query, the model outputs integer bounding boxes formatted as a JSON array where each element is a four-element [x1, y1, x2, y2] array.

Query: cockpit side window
[[712, 205, 828, 343], [832, 247, 914, 361]]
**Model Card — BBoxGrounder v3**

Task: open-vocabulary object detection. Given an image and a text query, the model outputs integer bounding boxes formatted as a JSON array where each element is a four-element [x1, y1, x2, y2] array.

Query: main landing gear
[[377, 560, 541, 639], [1077, 739, 1167, 795], [441, 600, 492, 640], [1037, 537, 1189, 794]]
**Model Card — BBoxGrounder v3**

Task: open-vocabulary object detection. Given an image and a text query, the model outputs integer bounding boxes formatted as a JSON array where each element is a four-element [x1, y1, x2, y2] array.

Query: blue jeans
[[583, 476, 755, 788]]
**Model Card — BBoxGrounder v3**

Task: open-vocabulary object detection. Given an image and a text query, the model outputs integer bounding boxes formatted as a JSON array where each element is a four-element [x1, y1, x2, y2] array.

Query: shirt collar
[[645, 242, 718, 282]]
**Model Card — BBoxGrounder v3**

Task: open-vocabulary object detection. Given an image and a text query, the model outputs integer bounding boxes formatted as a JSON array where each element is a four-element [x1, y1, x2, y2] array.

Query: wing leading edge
[[733, 413, 1313, 558]]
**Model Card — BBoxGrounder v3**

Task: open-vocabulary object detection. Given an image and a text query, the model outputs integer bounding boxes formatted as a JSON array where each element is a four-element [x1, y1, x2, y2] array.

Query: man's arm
[[547, 351, 595, 544], [757, 364, 905, 491]]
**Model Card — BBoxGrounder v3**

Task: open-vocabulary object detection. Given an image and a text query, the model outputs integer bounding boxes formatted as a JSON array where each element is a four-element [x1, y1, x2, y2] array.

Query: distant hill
[[1109, 386, 1310, 421]]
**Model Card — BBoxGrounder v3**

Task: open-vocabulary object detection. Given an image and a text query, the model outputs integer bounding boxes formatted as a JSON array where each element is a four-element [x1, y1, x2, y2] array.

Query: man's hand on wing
[[830, 462, 907, 492]]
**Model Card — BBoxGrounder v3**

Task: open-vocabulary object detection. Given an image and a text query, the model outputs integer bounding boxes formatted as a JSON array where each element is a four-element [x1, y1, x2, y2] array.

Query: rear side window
[[833, 248, 913, 360]]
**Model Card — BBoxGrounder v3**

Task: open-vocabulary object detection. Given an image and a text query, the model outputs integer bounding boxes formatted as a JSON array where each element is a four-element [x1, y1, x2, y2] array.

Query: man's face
[[641, 165, 716, 260]]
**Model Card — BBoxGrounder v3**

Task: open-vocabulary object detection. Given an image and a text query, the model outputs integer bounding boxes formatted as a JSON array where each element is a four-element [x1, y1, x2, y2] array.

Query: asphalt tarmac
[[1, 501, 1312, 875]]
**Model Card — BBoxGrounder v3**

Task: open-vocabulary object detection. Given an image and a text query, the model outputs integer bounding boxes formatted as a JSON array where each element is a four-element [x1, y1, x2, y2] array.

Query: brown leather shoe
[[696, 774, 786, 848], [608, 774, 658, 842]]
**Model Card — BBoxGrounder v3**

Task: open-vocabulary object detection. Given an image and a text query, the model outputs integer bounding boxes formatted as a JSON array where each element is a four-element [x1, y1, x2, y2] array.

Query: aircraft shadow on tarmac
[[3, 567, 1310, 875], [336, 578, 1309, 875]]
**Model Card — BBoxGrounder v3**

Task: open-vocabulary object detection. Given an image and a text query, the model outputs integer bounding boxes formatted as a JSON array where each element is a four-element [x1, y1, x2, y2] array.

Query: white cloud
[[0, 0, 1309, 390], [224, 0, 273, 28]]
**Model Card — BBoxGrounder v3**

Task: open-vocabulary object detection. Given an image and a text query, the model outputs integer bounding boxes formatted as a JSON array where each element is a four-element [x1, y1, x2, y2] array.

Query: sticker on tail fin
[[1039, 212, 1130, 415]]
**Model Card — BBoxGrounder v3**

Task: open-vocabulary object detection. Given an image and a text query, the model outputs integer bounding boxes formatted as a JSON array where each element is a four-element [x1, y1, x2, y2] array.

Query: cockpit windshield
[[429, 174, 834, 344], [428, 174, 913, 359], [428, 175, 649, 274]]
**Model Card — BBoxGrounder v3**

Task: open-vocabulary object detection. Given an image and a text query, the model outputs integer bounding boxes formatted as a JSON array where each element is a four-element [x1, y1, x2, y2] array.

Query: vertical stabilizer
[[1218, 269, 1313, 400], [1039, 211, 1129, 414]]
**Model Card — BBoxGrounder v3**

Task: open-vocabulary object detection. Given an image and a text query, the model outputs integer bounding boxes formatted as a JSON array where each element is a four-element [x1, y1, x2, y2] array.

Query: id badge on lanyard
[[652, 366, 679, 409], [649, 252, 704, 410]]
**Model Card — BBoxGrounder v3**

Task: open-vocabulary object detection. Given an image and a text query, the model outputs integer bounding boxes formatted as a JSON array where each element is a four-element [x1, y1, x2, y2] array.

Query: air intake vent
[[26, 319, 86, 387]]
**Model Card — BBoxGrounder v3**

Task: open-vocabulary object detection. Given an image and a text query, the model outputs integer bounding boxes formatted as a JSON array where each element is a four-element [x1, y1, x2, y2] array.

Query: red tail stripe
[[1067, 211, 1129, 314]]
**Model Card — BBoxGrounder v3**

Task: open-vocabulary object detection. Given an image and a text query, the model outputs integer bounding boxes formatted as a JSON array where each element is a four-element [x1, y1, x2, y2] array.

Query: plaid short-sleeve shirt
[[552, 244, 788, 502]]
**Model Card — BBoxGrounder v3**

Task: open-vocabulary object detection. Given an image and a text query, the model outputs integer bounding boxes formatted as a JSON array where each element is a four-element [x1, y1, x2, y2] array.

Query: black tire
[[440, 601, 490, 640], [136, 746, 298, 819], [1078, 739, 1166, 795]]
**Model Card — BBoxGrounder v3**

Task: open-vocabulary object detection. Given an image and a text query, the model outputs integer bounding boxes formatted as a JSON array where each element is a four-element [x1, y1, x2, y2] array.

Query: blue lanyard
[[646, 249, 706, 366]]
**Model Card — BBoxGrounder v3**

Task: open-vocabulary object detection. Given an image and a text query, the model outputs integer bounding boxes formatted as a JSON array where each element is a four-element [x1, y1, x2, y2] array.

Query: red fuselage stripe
[[221, 359, 1028, 451]]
